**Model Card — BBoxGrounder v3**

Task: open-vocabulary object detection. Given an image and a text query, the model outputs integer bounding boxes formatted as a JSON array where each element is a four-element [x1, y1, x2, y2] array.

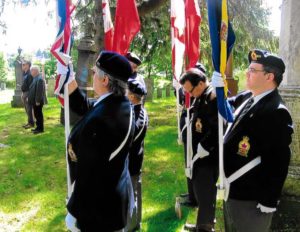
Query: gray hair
[[95, 67, 127, 96], [30, 65, 40, 74]]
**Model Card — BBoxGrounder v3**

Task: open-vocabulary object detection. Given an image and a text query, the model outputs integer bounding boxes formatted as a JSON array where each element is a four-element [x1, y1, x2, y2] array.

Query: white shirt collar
[[252, 89, 275, 107], [93, 92, 113, 107]]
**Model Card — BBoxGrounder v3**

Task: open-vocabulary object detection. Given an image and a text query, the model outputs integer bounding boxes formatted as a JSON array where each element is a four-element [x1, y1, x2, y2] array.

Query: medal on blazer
[[195, 118, 203, 133], [237, 136, 251, 157]]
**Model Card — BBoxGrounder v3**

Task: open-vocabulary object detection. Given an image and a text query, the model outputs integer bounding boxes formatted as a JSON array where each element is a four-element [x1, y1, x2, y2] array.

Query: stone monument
[[61, 22, 97, 125], [11, 47, 24, 108]]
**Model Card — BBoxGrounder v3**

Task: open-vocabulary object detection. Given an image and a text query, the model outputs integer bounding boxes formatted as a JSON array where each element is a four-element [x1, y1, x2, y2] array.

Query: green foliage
[[0, 52, 7, 82], [131, 2, 172, 80]]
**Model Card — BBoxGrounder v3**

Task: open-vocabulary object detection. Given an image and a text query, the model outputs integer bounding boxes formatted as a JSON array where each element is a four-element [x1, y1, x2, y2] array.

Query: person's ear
[[266, 72, 275, 82], [102, 75, 109, 86]]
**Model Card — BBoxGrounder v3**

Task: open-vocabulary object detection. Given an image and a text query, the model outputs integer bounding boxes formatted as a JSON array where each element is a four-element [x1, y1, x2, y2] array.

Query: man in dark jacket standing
[[28, 65, 46, 134], [65, 51, 135, 232], [127, 79, 148, 232], [180, 69, 219, 232], [213, 49, 294, 232], [21, 59, 34, 129]]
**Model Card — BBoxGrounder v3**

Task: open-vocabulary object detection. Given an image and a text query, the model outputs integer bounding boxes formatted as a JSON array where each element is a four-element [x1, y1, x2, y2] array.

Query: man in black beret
[[212, 49, 293, 232], [125, 52, 147, 97], [65, 51, 135, 232], [126, 79, 148, 232]]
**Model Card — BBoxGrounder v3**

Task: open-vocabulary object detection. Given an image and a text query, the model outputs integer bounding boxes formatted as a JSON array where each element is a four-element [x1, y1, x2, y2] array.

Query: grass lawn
[[0, 96, 224, 231]]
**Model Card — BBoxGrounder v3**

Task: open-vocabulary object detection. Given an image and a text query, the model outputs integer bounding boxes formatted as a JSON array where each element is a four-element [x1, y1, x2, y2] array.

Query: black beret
[[125, 52, 142, 66], [248, 49, 285, 74], [96, 51, 133, 82], [128, 79, 147, 96], [194, 62, 206, 74]]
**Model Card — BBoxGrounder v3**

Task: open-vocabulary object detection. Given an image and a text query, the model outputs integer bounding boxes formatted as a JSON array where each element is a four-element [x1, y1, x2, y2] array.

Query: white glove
[[68, 62, 76, 83], [57, 61, 69, 75], [211, 71, 224, 88], [65, 212, 80, 232], [256, 203, 276, 213], [173, 78, 181, 90], [196, 143, 209, 159]]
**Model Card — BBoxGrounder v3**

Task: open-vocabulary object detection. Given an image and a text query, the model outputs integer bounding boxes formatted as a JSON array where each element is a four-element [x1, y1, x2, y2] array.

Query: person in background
[[125, 52, 147, 93], [180, 68, 219, 232], [126, 79, 148, 232], [28, 65, 46, 134], [65, 51, 135, 232], [212, 49, 293, 232], [21, 59, 34, 129]]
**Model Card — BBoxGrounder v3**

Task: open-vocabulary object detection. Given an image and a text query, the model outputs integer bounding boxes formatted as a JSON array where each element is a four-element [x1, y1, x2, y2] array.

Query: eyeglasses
[[247, 67, 266, 73], [188, 86, 196, 94]]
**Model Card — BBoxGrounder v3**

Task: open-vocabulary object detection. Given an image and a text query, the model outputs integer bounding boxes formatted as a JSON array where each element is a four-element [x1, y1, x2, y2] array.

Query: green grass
[[0, 97, 224, 231]]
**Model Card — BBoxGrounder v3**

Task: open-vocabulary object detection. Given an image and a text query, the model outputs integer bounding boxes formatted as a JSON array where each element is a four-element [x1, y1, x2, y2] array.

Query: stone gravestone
[[271, 0, 300, 230], [157, 88, 162, 98], [166, 84, 171, 97], [47, 78, 55, 97], [145, 78, 154, 102], [11, 48, 24, 108]]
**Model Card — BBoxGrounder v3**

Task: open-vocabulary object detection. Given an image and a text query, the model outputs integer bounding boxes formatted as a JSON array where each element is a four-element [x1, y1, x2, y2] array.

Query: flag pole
[[64, 84, 72, 199], [218, 113, 224, 189], [176, 85, 182, 144], [219, 0, 229, 190]]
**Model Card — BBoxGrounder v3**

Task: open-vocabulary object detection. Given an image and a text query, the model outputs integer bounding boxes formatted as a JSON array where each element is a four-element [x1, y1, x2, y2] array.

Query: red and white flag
[[185, 0, 201, 69], [112, 0, 140, 55], [171, 0, 186, 83], [102, 0, 114, 51]]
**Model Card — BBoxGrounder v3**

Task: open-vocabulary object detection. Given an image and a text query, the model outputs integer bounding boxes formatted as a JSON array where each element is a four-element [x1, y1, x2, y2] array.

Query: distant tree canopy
[[0, 0, 279, 80], [0, 52, 7, 82]]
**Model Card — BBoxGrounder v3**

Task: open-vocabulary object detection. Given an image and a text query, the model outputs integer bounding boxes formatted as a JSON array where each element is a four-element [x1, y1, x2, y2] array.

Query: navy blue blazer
[[67, 89, 135, 231], [225, 89, 293, 207]]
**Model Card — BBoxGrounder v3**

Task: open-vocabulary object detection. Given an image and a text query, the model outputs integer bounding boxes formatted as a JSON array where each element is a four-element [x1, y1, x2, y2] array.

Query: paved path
[[0, 89, 14, 104]]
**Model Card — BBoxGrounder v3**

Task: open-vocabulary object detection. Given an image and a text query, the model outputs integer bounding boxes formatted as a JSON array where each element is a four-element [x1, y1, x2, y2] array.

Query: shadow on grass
[[144, 206, 189, 232], [45, 212, 68, 232]]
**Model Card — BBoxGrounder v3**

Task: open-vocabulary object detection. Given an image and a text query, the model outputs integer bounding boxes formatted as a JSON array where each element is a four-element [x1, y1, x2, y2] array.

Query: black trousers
[[192, 164, 218, 228], [33, 104, 44, 131]]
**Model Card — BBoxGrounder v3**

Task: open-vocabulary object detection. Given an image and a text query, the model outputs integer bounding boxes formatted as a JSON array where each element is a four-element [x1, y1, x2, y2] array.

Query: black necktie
[[230, 98, 254, 131], [237, 97, 254, 120]]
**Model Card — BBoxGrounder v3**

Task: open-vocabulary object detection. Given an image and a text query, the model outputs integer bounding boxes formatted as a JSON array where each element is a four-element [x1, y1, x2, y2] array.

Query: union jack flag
[[51, 0, 75, 105]]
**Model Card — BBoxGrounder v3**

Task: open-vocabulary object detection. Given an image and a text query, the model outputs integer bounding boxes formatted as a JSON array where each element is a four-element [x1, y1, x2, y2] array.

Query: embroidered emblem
[[195, 118, 202, 133], [251, 51, 261, 61], [237, 136, 250, 157], [220, 21, 228, 41]]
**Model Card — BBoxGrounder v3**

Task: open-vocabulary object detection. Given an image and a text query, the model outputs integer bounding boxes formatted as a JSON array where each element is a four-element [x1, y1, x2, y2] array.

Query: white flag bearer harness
[[223, 156, 261, 201]]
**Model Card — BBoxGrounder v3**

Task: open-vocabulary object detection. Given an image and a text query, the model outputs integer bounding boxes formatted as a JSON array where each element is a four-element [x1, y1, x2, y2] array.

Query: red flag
[[102, 0, 114, 51], [185, 0, 201, 69], [112, 0, 140, 55]]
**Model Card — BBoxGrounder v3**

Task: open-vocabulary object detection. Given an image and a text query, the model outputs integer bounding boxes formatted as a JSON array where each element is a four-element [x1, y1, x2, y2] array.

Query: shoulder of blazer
[[228, 90, 252, 110]]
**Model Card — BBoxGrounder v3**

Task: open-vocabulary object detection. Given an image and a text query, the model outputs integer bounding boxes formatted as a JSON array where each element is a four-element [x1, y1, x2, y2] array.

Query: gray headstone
[[11, 53, 24, 108]]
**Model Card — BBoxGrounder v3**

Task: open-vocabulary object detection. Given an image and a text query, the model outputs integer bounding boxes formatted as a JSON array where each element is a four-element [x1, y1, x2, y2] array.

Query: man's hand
[[68, 143, 78, 162], [36, 102, 40, 106], [257, 203, 276, 213], [68, 79, 78, 95]]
